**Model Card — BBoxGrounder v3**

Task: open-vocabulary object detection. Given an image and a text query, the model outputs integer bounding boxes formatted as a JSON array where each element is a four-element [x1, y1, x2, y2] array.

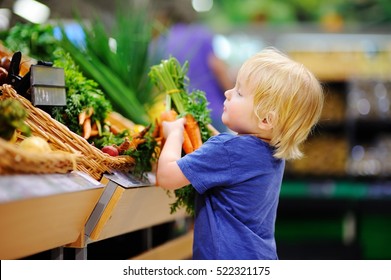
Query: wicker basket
[[0, 136, 78, 175], [0, 84, 135, 180]]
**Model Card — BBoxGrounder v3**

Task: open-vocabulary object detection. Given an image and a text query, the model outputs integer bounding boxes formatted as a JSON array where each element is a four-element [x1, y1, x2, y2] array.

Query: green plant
[[60, 2, 158, 125]]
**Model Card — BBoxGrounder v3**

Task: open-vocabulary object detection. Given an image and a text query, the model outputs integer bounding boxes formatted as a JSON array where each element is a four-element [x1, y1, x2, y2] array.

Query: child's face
[[221, 77, 260, 134]]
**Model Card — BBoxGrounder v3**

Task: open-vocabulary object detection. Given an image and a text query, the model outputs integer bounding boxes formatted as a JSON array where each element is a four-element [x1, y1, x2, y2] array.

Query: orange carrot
[[110, 124, 121, 135], [89, 122, 99, 137], [129, 138, 146, 150], [132, 123, 152, 139], [161, 109, 175, 133], [159, 110, 194, 154], [82, 118, 92, 139], [182, 130, 194, 154], [79, 107, 94, 125], [116, 137, 131, 154], [90, 129, 99, 137], [152, 118, 161, 138], [160, 109, 178, 121], [79, 111, 87, 126], [159, 110, 178, 143], [184, 114, 203, 150], [160, 110, 178, 121]]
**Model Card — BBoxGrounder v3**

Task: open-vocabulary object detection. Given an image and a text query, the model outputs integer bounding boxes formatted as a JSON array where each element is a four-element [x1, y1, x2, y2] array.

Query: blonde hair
[[239, 47, 324, 160]]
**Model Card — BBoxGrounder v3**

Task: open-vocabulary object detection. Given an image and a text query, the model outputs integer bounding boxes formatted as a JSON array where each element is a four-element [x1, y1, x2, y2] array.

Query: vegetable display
[[149, 57, 212, 216], [0, 98, 31, 141], [1, 22, 158, 179], [51, 49, 112, 138], [58, 3, 157, 126]]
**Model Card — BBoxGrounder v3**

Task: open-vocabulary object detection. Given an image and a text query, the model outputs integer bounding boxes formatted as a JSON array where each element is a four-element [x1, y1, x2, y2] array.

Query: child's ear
[[258, 111, 275, 131]]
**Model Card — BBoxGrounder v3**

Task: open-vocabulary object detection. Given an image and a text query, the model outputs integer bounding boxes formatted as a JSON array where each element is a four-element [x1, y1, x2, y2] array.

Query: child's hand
[[162, 117, 185, 140]]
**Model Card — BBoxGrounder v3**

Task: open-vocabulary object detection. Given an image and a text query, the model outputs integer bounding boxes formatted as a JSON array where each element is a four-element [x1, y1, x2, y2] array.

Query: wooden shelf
[[0, 172, 104, 259], [131, 230, 193, 260], [0, 170, 188, 259], [71, 171, 187, 247]]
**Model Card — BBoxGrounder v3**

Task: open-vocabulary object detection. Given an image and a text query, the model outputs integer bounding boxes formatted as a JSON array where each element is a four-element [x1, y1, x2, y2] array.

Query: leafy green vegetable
[[92, 129, 158, 179], [92, 130, 129, 148], [3, 22, 59, 62], [170, 186, 196, 217], [149, 57, 212, 141], [2, 21, 157, 179], [59, 2, 158, 125], [51, 49, 112, 135], [123, 133, 158, 179]]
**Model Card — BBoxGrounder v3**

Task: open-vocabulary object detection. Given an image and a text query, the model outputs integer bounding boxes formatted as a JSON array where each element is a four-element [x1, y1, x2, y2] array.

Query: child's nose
[[224, 89, 231, 99]]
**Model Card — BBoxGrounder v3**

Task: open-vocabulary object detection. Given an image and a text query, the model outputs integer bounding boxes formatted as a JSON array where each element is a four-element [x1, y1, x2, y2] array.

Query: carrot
[[116, 137, 131, 154], [152, 118, 160, 138], [79, 107, 94, 125], [158, 109, 194, 154], [82, 118, 92, 139], [110, 124, 121, 135], [160, 109, 178, 121], [129, 138, 146, 150], [159, 109, 178, 143], [79, 110, 87, 126], [90, 122, 99, 137], [132, 123, 152, 139], [90, 129, 99, 137], [184, 114, 202, 150], [182, 130, 194, 154]]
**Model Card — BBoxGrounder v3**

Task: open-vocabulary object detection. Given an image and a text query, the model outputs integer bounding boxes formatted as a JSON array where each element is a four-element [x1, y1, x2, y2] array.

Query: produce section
[[1, 10, 391, 260], [0, 20, 201, 259]]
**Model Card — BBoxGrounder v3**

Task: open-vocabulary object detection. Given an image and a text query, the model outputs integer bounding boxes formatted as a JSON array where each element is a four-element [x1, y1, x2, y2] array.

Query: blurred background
[[1, 0, 391, 260]]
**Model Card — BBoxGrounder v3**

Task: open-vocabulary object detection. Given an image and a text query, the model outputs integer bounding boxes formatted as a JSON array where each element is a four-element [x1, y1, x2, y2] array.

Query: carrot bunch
[[153, 109, 202, 155], [79, 107, 101, 139], [149, 57, 212, 216], [150, 57, 207, 156]]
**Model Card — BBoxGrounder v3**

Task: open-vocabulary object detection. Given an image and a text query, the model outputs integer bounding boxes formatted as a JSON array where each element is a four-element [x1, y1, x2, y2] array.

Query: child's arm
[[157, 118, 191, 190]]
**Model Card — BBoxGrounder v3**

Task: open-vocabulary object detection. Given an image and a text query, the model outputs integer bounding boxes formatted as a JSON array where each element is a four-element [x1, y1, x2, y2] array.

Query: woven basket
[[0, 136, 78, 175], [0, 84, 135, 180]]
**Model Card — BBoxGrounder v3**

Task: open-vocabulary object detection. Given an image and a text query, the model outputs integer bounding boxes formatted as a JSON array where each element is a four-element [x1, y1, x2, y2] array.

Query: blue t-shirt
[[177, 133, 285, 260]]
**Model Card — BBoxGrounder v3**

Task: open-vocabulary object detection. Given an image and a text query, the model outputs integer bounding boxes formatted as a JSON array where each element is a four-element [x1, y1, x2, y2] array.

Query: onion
[[19, 136, 52, 153]]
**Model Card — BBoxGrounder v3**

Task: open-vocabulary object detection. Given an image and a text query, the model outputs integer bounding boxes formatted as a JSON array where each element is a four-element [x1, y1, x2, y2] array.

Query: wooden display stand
[[131, 230, 193, 260], [0, 172, 104, 260], [68, 171, 188, 259]]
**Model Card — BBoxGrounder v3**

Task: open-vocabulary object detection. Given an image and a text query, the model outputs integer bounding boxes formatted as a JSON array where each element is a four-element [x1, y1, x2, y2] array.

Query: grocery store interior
[[1, 0, 391, 260]]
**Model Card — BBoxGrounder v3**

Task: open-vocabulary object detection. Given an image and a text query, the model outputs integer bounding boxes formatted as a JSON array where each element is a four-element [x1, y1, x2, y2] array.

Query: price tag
[[104, 171, 155, 188]]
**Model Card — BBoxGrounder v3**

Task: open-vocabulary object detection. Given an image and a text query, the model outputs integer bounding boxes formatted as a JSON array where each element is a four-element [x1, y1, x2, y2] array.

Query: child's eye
[[236, 89, 242, 96]]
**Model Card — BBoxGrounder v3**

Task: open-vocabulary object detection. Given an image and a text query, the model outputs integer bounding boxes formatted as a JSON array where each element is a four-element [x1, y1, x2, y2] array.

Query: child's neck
[[237, 133, 271, 143]]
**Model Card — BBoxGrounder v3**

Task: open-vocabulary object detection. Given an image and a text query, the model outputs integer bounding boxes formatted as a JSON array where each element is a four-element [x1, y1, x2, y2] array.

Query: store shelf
[[281, 179, 391, 200], [277, 33, 391, 81], [277, 179, 391, 259], [0, 172, 104, 260], [131, 229, 193, 260], [67, 171, 187, 255]]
